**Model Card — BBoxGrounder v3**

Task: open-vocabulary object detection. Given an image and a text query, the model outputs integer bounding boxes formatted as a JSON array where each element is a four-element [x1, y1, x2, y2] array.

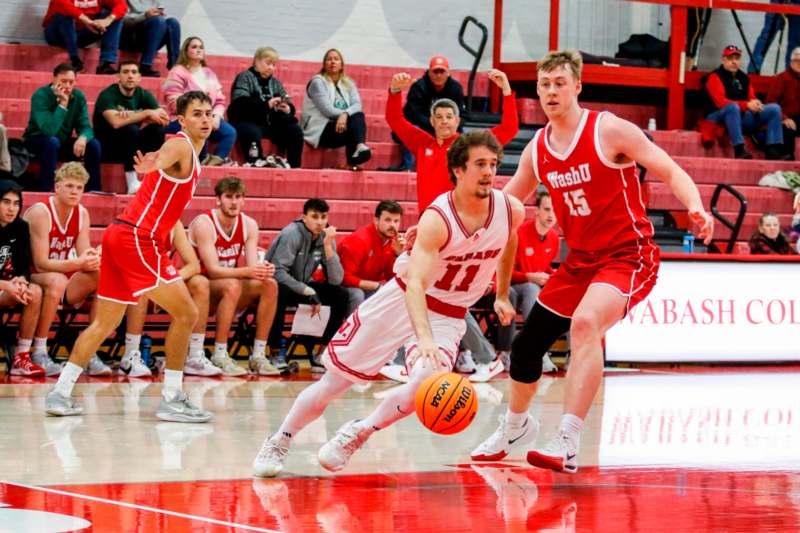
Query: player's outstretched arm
[[133, 136, 192, 177], [404, 209, 449, 363], [502, 140, 539, 204], [172, 222, 200, 281], [494, 196, 526, 325], [601, 114, 714, 244]]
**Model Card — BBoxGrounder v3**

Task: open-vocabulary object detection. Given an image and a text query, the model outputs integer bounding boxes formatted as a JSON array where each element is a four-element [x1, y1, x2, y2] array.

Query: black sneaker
[[96, 62, 117, 75], [350, 145, 372, 166], [70, 57, 84, 73], [139, 64, 161, 77]]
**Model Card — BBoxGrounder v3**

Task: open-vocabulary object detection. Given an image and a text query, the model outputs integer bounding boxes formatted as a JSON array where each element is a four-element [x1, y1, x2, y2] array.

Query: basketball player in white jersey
[[253, 130, 526, 477]]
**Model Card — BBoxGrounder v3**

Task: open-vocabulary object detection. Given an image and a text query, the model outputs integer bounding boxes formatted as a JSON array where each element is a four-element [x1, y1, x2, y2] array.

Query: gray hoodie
[[266, 218, 343, 295]]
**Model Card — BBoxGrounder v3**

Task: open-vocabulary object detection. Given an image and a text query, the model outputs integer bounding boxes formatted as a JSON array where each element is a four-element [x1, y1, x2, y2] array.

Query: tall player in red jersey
[[45, 91, 215, 423], [472, 50, 714, 473]]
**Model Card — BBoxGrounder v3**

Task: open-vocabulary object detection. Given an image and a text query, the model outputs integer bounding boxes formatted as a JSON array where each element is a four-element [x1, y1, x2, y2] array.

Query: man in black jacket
[[389, 55, 466, 171], [0, 180, 45, 376]]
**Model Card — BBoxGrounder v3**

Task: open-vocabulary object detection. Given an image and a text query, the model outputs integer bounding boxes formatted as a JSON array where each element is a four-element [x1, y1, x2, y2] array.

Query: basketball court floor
[[1, 367, 798, 532]]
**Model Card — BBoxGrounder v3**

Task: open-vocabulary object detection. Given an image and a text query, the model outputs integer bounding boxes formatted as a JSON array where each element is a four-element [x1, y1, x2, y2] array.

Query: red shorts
[[97, 223, 181, 305], [537, 242, 660, 318]]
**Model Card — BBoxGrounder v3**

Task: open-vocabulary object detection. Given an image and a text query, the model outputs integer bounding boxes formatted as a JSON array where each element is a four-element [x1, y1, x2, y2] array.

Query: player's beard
[[475, 187, 492, 199]]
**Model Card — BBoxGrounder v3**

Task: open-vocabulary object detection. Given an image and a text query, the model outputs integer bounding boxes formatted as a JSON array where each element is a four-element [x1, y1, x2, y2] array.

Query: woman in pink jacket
[[162, 36, 236, 165]]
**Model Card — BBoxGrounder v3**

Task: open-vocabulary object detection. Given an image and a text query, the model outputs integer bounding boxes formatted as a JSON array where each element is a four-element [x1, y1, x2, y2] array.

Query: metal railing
[[458, 16, 488, 113], [709, 183, 748, 254]]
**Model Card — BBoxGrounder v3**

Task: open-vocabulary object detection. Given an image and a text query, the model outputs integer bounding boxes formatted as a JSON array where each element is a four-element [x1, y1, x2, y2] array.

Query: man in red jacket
[[43, 0, 127, 74], [338, 200, 405, 315]]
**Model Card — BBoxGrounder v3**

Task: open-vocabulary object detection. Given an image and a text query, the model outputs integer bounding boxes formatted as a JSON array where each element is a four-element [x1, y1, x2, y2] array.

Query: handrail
[[458, 16, 488, 113], [709, 183, 748, 254]]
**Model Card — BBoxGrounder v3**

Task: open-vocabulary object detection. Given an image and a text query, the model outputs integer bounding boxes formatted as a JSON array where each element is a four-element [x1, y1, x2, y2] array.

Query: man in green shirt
[[23, 63, 101, 192], [94, 60, 168, 194]]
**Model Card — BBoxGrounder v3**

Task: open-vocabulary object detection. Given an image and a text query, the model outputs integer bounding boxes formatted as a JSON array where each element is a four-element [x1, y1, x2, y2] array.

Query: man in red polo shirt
[[338, 200, 405, 316]]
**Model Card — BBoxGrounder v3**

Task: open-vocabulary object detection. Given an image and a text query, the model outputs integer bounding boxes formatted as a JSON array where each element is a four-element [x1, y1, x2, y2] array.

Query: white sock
[[506, 408, 528, 427], [16, 338, 32, 354], [53, 362, 83, 397], [359, 361, 437, 431], [162, 369, 183, 400], [124, 334, 141, 357], [189, 333, 205, 355], [214, 343, 227, 358], [277, 372, 353, 437], [252, 339, 267, 359], [33, 337, 48, 354], [559, 413, 584, 441], [124, 170, 139, 188]]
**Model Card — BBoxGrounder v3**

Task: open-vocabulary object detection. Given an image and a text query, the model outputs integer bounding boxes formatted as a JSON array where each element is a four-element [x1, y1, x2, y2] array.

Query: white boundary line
[[1, 480, 280, 533]]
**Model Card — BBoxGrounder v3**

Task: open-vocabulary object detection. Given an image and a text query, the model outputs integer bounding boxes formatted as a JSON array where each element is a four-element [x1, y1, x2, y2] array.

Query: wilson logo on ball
[[415, 372, 478, 435]]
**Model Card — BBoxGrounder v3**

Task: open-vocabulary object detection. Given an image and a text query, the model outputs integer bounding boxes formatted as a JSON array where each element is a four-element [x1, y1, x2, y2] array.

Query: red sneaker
[[10, 352, 46, 377]]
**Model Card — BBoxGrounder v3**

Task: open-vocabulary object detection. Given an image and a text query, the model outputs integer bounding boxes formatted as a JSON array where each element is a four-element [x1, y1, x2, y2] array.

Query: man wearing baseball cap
[[385, 55, 466, 171], [704, 44, 790, 160]]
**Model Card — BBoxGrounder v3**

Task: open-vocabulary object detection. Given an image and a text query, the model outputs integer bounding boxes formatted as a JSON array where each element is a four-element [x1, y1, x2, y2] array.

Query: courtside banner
[[606, 258, 800, 362]]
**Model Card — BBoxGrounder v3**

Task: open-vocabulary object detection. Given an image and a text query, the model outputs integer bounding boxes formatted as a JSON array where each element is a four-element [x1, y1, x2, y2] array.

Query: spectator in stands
[[23, 63, 102, 192], [0, 180, 45, 377], [94, 60, 167, 194], [163, 36, 235, 166], [228, 47, 303, 168], [265, 198, 348, 372], [338, 200, 404, 315], [389, 55, 465, 171], [301, 49, 372, 169], [43, 0, 127, 74], [0, 112, 10, 177], [766, 46, 800, 159], [22, 162, 110, 376], [748, 0, 800, 74], [188, 177, 280, 376], [122, 221, 214, 377], [704, 45, 789, 160], [749, 212, 798, 255], [121, 0, 181, 76]]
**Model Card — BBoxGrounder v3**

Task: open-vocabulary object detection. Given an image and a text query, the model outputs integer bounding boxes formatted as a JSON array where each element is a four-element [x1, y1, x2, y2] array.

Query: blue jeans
[[120, 16, 180, 68], [748, 0, 800, 73], [44, 11, 123, 64], [400, 143, 415, 170], [24, 135, 102, 192], [165, 119, 236, 159], [706, 102, 784, 146]]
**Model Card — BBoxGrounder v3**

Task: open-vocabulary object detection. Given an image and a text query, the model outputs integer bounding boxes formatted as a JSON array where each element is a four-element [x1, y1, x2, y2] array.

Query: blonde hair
[[253, 46, 279, 68], [319, 48, 351, 89], [177, 36, 206, 68], [55, 162, 89, 185], [538, 49, 583, 81]]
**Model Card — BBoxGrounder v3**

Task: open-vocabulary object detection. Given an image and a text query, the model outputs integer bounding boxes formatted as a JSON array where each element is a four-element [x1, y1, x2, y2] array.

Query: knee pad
[[509, 303, 571, 383]]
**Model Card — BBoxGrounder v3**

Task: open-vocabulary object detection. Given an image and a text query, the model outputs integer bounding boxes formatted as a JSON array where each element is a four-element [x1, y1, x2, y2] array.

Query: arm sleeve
[[31, 89, 67, 137], [490, 92, 519, 145], [707, 74, 748, 111], [307, 77, 344, 119], [75, 93, 94, 140], [337, 238, 364, 288], [324, 241, 344, 285], [386, 90, 432, 153], [269, 232, 308, 294], [344, 83, 362, 115]]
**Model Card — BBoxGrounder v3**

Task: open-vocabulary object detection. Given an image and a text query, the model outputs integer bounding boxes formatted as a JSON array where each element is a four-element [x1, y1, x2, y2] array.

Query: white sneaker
[[471, 356, 505, 383], [527, 431, 579, 473], [31, 350, 63, 376], [455, 350, 477, 374], [120, 349, 152, 378], [317, 420, 372, 472], [542, 352, 559, 373], [249, 355, 281, 376], [498, 350, 511, 371], [377, 364, 409, 383], [253, 433, 291, 478], [86, 354, 112, 376], [471, 413, 539, 462], [184, 351, 223, 376], [211, 352, 248, 376]]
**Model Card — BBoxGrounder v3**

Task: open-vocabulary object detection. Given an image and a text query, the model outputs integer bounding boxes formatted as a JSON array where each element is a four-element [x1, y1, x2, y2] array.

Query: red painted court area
[[2, 466, 798, 532]]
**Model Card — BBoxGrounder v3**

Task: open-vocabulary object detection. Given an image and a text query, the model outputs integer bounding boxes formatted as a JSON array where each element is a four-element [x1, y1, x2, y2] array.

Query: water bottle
[[647, 118, 657, 131], [140, 334, 153, 368], [248, 142, 259, 161], [682, 233, 695, 253]]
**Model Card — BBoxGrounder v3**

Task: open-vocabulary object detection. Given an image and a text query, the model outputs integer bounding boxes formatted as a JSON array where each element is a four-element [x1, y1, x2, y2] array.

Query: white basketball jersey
[[395, 189, 512, 310]]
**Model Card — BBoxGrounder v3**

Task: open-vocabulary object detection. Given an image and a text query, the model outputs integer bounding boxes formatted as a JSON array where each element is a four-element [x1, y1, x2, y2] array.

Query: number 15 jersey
[[532, 109, 654, 252]]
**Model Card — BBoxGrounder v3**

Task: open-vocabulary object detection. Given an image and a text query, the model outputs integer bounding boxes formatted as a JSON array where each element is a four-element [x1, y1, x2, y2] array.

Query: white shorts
[[322, 279, 467, 383]]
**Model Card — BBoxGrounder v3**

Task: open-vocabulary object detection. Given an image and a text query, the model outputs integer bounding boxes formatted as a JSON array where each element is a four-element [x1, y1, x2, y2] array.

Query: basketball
[[415, 372, 478, 435]]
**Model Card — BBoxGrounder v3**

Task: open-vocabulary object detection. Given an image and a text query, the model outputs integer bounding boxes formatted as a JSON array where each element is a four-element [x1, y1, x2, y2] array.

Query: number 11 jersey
[[532, 109, 654, 252]]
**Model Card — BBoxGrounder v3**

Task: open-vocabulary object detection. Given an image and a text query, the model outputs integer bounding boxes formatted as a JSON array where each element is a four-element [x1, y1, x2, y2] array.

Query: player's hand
[[133, 150, 159, 174], [407, 339, 446, 372], [526, 271, 550, 286], [690, 208, 714, 245], [247, 263, 269, 281], [79, 249, 101, 271], [403, 225, 418, 251], [73, 136, 87, 158], [487, 69, 512, 96], [8, 277, 31, 304], [335, 113, 348, 133], [494, 297, 516, 326], [261, 261, 275, 278], [390, 73, 414, 92], [323, 225, 337, 244], [391, 234, 406, 255]]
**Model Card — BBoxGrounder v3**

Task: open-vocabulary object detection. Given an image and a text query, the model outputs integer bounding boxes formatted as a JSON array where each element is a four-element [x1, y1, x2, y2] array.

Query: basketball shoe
[[211, 352, 248, 376], [156, 391, 213, 423], [526, 431, 578, 473], [455, 350, 477, 374], [317, 419, 373, 472], [249, 355, 281, 376], [253, 433, 291, 477], [471, 413, 539, 461], [542, 352, 559, 373], [471, 356, 505, 383], [44, 390, 83, 416], [184, 350, 223, 376], [31, 350, 63, 376], [86, 354, 112, 376], [119, 349, 152, 378], [11, 352, 46, 377]]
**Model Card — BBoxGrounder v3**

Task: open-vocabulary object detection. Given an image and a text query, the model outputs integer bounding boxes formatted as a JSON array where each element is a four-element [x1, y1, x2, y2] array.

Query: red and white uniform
[[532, 109, 660, 317], [26, 196, 82, 274], [323, 189, 513, 383], [188, 209, 246, 275], [97, 132, 200, 304]]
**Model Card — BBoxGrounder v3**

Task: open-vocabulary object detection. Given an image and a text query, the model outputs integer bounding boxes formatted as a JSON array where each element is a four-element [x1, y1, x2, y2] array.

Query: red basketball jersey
[[27, 196, 82, 273], [532, 110, 654, 252], [117, 132, 200, 246], [189, 209, 246, 274]]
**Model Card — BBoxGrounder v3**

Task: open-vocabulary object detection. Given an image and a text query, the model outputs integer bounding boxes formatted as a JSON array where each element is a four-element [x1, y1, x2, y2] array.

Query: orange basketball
[[415, 372, 478, 435]]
